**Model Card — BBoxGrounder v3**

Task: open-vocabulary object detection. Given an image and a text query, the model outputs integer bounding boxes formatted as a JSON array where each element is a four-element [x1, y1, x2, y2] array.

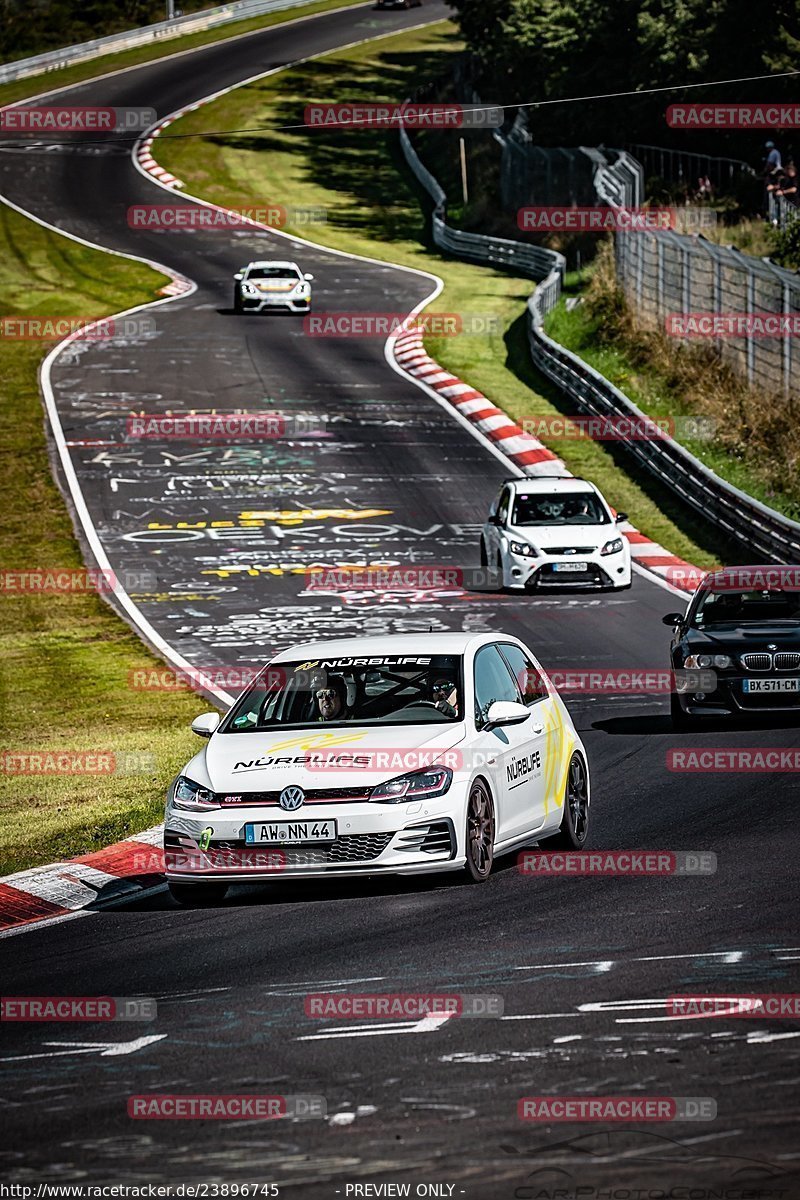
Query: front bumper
[[164, 802, 462, 881], [508, 550, 631, 591], [240, 292, 310, 312], [674, 673, 800, 717]]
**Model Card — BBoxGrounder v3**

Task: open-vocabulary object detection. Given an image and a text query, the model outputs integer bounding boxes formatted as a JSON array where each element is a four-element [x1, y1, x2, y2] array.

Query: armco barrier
[[0, 0, 336, 86], [399, 124, 800, 562]]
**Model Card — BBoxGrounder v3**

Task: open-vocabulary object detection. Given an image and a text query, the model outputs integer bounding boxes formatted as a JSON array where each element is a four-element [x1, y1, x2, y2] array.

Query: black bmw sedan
[[663, 566, 800, 728]]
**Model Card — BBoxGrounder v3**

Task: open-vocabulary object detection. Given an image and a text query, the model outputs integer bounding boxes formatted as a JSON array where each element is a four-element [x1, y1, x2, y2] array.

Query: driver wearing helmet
[[431, 677, 458, 717], [314, 674, 349, 722]]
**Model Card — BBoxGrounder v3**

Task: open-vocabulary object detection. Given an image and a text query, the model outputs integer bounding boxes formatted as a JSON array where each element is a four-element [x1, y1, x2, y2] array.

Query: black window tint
[[473, 645, 521, 728], [498, 644, 548, 705]]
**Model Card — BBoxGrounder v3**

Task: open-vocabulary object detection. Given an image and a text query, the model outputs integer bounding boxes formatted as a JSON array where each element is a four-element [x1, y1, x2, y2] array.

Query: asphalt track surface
[[1, 3, 799, 1194]]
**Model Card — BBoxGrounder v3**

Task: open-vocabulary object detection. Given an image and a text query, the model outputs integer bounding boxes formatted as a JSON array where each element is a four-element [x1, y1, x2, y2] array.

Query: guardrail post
[[783, 281, 792, 399], [746, 268, 756, 387]]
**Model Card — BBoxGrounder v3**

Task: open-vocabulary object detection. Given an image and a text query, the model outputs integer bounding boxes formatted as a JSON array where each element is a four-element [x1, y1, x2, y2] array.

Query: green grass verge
[[0, 208, 207, 874], [157, 19, 726, 568], [0, 0, 368, 108]]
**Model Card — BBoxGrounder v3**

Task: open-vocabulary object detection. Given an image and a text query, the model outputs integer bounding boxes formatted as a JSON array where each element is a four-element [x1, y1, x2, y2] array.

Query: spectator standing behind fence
[[695, 175, 713, 201], [775, 163, 798, 206], [763, 140, 783, 207]]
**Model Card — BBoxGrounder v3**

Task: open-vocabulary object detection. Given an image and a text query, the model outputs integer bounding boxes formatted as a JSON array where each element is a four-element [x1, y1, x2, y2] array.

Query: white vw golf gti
[[482, 476, 632, 591], [165, 634, 591, 904]]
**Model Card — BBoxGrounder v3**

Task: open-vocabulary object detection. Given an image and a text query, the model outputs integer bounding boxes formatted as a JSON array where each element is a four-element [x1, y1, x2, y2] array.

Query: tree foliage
[[448, 0, 800, 153], [0, 0, 208, 61]]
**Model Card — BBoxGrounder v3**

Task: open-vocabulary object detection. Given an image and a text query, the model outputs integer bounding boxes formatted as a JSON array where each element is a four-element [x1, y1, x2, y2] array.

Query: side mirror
[[191, 712, 220, 738], [233, 272, 243, 281], [662, 613, 684, 627], [615, 511, 629, 523], [486, 700, 530, 730], [304, 273, 314, 281], [487, 513, 501, 526]]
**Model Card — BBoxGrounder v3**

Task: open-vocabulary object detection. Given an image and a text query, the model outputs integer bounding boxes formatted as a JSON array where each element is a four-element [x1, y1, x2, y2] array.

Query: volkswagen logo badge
[[279, 785, 305, 812]]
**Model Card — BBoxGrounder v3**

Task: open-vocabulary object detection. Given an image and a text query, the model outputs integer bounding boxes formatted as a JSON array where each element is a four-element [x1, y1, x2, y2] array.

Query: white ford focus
[[164, 634, 591, 904], [481, 476, 632, 591]]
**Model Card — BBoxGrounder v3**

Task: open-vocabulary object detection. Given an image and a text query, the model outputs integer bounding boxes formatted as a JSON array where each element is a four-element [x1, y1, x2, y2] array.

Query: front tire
[[464, 779, 495, 882], [168, 881, 229, 907], [233, 287, 243, 314], [539, 753, 589, 850]]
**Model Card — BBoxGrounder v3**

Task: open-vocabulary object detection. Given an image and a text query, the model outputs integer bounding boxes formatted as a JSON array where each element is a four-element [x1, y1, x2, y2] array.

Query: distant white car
[[481, 476, 632, 591], [164, 633, 591, 904], [233, 260, 313, 313]]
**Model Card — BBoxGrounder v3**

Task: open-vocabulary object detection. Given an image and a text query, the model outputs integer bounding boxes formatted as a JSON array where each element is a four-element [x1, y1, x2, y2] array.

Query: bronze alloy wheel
[[465, 779, 495, 882]]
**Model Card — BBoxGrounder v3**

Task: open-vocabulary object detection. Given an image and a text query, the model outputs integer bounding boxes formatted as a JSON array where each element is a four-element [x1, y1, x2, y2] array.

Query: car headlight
[[684, 653, 733, 670], [369, 766, 452, 803], [242, 283, 258, 295], [296, 283, 310, 295], [172, 776, 219, 811], [509, 540, 539, 558], [600, 537, 624, 556]]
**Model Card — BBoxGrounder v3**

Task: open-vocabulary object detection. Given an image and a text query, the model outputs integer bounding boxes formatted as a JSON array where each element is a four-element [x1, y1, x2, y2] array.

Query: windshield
[[221, 655, 464, 731], [693, 589, 800, 626], [246, 266, 301, 280], [512, 492, 609, 526]]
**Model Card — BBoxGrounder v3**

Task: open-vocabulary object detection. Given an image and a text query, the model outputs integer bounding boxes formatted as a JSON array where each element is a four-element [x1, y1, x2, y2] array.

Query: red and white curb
[[136, 116, 185, 190], [134, 123, 194, 296], [391, 327, 703, 596], [0, 827, 164, 936], [393, 328, 570, 476]]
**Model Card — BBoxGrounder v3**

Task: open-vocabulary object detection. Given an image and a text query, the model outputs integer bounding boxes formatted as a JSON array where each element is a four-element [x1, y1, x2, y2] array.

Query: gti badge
[[279, 785, 305, 812]]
